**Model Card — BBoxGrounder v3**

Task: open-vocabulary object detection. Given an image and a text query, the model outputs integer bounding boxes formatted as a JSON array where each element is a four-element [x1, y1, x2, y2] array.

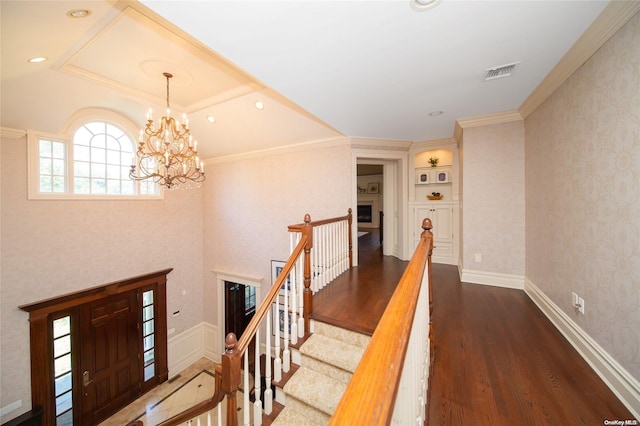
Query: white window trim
[[27, 108, 164, 200]]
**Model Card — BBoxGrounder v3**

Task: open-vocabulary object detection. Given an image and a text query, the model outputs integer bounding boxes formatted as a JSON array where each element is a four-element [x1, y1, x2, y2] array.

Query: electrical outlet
[[474, 253, 482, 263], [572, 292, 579, 306]]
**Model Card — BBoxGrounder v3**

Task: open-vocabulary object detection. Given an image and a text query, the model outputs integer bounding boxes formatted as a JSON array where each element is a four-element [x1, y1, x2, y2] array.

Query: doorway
[[353, 151, 408, 263], [20, 269, 171, 426], [224, 281, 257, 339]]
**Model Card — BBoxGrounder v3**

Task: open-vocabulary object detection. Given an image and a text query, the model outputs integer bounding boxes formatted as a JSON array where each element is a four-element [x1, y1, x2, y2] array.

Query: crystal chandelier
[[130, 72, 205, 189]]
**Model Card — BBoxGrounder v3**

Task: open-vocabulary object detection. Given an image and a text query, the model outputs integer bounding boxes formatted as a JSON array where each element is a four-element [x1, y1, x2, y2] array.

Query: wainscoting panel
[[168, 322, 219, 378], [203, 322, 220, 363], [525, 279, 640, 419]]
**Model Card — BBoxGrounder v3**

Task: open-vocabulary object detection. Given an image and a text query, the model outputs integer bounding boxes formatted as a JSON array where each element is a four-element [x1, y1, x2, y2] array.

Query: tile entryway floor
[[100, 358, 248, 426]]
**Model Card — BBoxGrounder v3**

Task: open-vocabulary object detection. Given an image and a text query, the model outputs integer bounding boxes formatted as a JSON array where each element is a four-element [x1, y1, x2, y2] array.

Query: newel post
[[302, 214, 313, 335], [221, 333, 241, 426]]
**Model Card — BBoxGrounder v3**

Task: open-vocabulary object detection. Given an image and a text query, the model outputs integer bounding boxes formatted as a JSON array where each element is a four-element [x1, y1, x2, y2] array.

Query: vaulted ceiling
[[0, 1, 617, 159]]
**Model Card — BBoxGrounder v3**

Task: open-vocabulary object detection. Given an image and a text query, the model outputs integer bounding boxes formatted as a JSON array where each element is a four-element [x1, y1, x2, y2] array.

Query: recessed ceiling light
[[429, 111, 444, 117], [412, 0, 442, 10], [28, 57, 48, 63], [207, 115, 216, 124], [254, 100, 264, 110], [67, 9, 91, 18]]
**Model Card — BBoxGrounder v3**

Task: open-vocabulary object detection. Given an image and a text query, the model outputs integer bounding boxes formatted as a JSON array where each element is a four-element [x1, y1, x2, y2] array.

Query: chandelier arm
[[131, 71, 206, 190]]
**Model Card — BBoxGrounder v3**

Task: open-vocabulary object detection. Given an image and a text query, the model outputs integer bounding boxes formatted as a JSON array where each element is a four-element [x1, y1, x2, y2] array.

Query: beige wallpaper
[[0, 136, 204, 420], [201, 142, 352, 326], [460, 121, 526, 276], [525, 12, 639, 379]]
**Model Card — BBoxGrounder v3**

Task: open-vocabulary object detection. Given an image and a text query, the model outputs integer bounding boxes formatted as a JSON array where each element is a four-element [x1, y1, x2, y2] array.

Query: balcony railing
[[159, 214, 433, 426]]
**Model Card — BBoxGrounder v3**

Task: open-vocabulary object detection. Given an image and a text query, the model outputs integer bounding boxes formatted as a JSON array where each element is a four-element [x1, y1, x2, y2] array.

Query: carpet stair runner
[[270, 321, 371, 425]]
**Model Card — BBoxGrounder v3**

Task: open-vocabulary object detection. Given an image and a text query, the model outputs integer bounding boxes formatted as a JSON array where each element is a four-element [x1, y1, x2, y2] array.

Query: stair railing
[[159, 211, 353, 426], [288, 209, 353, 334], [328, 218, 434, 426]]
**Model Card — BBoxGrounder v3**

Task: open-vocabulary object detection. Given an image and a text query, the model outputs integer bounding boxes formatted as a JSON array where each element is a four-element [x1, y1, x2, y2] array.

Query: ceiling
[[1, 1, 613, 159]]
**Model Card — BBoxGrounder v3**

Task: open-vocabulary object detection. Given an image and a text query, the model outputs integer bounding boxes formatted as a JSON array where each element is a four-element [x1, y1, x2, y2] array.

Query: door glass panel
[[142, 290, 155, 381], [55, 372, 72, 395], [53, 316, 73, 425]]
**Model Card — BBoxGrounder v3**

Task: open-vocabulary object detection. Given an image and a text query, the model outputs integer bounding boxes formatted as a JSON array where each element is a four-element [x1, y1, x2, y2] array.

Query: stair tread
[[312, 321, 371, 348], [283, 367, 346, 416], [301, 333, 365, 373], [271, 406, 323, 426]]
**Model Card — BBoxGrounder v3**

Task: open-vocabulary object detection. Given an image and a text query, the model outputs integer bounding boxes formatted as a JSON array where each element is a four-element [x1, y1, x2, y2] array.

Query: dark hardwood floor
[[312, 228, 407, 334], [313, 227, 635, 424], [428, 264, 634, 425]]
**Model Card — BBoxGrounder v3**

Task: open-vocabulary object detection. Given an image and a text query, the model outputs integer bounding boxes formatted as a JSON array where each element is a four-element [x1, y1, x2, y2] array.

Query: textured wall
[[525, 12, 640, 379], [0, 135, 204, 421], [201, 141, 352, 327], [461, 121, 526, 276]]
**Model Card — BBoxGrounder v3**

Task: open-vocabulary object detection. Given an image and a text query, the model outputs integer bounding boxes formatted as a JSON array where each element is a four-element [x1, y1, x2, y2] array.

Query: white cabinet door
[[414, 204, 451, 240], [413, 203, 454, 258], [429, 204, 452, 241]]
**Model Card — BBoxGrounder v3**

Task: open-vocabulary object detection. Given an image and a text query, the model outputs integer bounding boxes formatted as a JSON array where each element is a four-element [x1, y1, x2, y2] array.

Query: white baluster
[[264, 312, 273, 415], [254, 329, 262, 425], [274, 299, 282, 382], [206, 411, 211, 426], [318, 225, 323, 289], [342, 220, 348, 272], [217, 399, 221, 426], [297, 254, 304, 338], [282, 267, 290, 372], [197, 416, 201, 426], [243, 351, 249, 426], [289, 237, 298, 345], [312, 227, 319, 292], [334, 222, 339, 278]]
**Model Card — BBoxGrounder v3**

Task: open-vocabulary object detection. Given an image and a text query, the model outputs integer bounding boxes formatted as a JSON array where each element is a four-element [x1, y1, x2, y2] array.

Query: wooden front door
[[79, 291, 140, 425]]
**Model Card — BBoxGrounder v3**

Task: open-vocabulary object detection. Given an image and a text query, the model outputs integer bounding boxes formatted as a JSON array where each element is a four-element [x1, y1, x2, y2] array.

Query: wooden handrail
[[288, 208, 353, 274], [328, 218, 433, 426], [288, 208, 352, 231], [160, 216, 313, 426], [156, 364, 224, 426], [156, 211, 354, 426], [237, 232, 310, 355]]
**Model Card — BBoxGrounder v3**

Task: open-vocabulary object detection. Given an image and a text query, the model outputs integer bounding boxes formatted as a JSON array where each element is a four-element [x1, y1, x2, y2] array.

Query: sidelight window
[[53, 316, 73, 426], [142, 290, 155, 381]]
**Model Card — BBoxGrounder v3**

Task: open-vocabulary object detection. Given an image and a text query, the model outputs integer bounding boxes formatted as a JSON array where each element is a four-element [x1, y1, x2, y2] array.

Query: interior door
[[79, 291, 140, 425], [224, 281, 255, 339]]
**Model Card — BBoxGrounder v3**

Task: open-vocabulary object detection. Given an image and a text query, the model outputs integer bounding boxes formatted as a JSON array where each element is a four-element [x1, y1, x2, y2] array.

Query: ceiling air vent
[[484, 62, 520, 81]]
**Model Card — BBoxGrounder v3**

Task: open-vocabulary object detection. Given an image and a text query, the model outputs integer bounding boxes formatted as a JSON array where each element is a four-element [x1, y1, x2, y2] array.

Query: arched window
[[72, 121, 135, 195], [28, 109, 160, 199]]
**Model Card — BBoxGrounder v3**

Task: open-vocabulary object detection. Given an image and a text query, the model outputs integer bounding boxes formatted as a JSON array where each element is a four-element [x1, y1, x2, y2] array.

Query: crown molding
[[0, 127, 27, 139], [519, 1, 640, 118], [455, 110, 523, 131], [206, 136, 349, 164], [453, 121, 463, 143], [349, 137, 413, 151], [410, 137, 457, 152]]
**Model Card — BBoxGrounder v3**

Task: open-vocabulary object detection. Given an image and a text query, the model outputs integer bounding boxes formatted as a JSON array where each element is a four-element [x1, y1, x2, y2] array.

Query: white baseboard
[[432, 256, 458, 266], [167, 322, 219, 378], [525, 278, 640, 419], [459, 268, 524, 289]]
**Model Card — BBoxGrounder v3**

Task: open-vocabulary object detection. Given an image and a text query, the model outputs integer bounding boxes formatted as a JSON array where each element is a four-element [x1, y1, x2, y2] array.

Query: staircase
[[271, 321, 371, 425]]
